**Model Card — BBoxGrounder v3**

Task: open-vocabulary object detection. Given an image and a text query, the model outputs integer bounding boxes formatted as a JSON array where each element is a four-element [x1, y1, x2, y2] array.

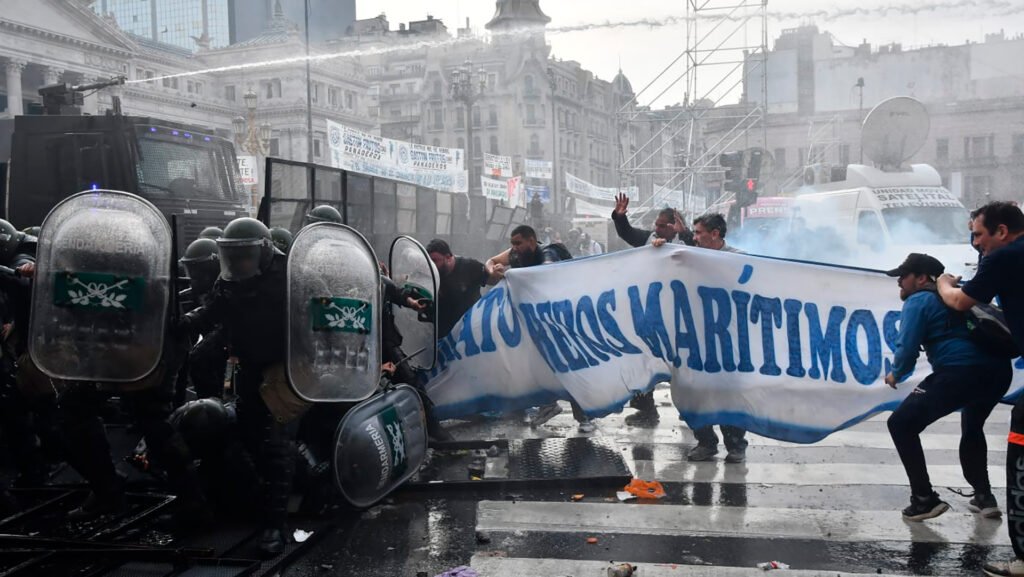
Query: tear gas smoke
[[128, 0, 1023, 87]]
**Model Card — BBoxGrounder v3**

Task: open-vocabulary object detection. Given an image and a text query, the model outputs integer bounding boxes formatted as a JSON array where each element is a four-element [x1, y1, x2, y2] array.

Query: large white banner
[[484, 153, 513, 178], [327, 120, 468, 193], [526, 159, 553, 180], [424, 247, 1024, 443], [565, 172, 639, 202]]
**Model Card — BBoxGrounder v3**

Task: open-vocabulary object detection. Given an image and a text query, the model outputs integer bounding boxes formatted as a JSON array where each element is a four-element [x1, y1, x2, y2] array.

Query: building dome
[[613, 69, 634, 96], [485, 0, 551, 30]]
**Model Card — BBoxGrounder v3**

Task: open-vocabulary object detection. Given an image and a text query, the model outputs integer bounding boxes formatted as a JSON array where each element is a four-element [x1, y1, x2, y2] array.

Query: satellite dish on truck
[[861, 96, 929, 171]]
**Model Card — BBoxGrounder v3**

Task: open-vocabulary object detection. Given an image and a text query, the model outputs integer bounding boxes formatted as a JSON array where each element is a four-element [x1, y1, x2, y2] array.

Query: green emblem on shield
[[380, 406, 407, 478], [310, 297, 372, 334], [54, 272, 145, 311]]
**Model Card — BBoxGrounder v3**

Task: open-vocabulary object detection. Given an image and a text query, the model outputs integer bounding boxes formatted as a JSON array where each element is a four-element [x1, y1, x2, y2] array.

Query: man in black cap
[[884, 253, 1011, 522]]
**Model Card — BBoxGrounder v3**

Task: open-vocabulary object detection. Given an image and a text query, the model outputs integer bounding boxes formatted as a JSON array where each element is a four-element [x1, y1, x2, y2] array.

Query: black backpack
[[963, 303, 1020, 359], [920, 288, 1020, 359]]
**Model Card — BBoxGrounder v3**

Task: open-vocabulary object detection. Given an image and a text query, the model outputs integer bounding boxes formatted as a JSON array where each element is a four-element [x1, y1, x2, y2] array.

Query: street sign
[[237, 155, 259, 186]]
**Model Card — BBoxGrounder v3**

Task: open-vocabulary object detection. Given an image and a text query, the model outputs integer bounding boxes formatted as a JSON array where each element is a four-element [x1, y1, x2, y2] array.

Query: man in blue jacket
[[885, 253, 1011, 521]]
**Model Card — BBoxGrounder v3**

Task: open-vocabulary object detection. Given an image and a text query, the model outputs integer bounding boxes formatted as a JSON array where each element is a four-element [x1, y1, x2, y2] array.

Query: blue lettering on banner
[[805, 303, 847, 382], [750, 295, 783, 376], [628, 283, 676, 366], [670, 281, 703, 371], [428, 277, 905, 389], [699, 286, 736, 373], [846, 309, 882, 385]]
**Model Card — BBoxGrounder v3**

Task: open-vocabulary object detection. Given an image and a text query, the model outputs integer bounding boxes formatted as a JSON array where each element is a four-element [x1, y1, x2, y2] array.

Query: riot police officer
[[198, 226, 224, 240], [178, 238, 228, 401], [304, 205, 342, 225], [179, 217, 297, 557], [0, 219, 57, 487], [269, 227, 294, 255]]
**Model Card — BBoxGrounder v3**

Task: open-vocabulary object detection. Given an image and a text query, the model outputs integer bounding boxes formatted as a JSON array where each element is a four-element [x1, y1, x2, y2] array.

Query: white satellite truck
[[789, 97, 977, 278]]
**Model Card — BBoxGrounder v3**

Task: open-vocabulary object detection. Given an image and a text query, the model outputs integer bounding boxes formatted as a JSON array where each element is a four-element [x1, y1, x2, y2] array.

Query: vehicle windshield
[[135, 133, 236, 202], [883, 206, 970, 245]]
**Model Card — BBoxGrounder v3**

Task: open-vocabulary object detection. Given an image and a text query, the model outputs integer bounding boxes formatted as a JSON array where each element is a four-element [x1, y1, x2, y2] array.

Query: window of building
[[225, 85, 235, 101], [312, 83, 321, 103], [1013, 134, 1024, 155], [436, 192, 452, 234], [473, 136, 481, 159], [269, 138, 280, 156], [773, 147, 786, 169], [455, 107, 465, 129], [488, 105, 498, 126], [936, 138, 949, 161], [472, 106, 481, 127], [432, 138, 441, 147], [345, 91, 354, 109], [526, 104, 536, 124], [457, 137, 465, 150], [433, 80, 442, 98], [396, 184, 417, 234], [194, 82, 202, 95], [525, 74, 535, 94], [313, 138, 322, 158], [329, 87, 340, 106], [964, 135, 994, 159], [366, 66, 381, 77], [432, 107, 443, 129], [488, 73, 497, 91], [489, 135, 499, 155], [529, 134, 541, 156], [187, 81, 195, 93]]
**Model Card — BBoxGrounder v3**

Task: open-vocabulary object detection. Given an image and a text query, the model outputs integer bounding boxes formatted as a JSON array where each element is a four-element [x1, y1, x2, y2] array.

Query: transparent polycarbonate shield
[[388, 236, 438, 372], [287, 222, 381, 402], [29, 190, 172, 383], [332, 384, 427, 508]]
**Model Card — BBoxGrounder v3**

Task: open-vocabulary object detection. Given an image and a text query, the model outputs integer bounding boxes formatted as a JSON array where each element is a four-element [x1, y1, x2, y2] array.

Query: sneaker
[[577, 419, 596, 434], [901, 492, 950, 521], [624, 411, 659, 427], [724, 448, 746, 464], [983, 559, 1024, 577], [527, 403, 562, 428], [687, 444, 718, 462], [968, 492, 1002, 518]]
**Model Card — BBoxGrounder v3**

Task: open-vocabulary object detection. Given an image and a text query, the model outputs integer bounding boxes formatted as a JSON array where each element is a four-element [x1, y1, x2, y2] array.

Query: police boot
[[64, 415, 127, 520], [154, 432, 214, 529], [259, 423, 296, 558], [625, 391, 659, 426]]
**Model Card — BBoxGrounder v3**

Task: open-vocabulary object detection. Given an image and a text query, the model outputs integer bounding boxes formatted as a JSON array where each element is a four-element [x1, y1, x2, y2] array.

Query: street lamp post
[[546, 68, 559, 217], [232, 86, 272, 214], [449, 60, 487, 195]]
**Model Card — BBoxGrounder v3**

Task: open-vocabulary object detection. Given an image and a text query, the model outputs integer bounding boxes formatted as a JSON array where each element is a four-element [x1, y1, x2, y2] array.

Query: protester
[[934, 201, 1024, 576], [487, 225, 595, 433], [427, 239, 501, 338], [685, 213, 749, 463], [610, 194, 694, 424], [579, 232, 603, 256], [884, 253, 1009, 521]]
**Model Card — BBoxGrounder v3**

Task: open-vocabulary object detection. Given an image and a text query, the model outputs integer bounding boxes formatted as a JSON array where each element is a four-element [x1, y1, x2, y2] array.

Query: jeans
[[887, 363, 1011, 499], [694, 425, 748, 452]]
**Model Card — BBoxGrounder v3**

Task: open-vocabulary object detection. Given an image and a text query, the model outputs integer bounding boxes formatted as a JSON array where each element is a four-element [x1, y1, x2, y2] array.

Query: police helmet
[[180, 238, 220, 294], [198, 226, 224, 240], [0, 220, 22, 264], [269, 227, 294, 254], [169, 398, 232, 456], [217, 218, 274, 281], [305, 205, 342, 225]]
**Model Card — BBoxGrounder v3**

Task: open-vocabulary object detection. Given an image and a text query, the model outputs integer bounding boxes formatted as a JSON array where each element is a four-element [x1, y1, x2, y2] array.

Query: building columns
[[4, 59, 26, 117], [42, 66, 63, 87]]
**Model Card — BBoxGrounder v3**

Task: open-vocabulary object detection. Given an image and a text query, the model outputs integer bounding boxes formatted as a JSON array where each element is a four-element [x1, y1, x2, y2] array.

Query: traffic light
[[737, 149, 763, 207], [719, 151, 745, 194]]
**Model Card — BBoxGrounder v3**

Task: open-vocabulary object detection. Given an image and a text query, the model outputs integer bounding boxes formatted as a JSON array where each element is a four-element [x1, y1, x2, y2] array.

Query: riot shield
[[388, 236, 438, 372], [29, 190, 172, 383], [287, 222, 381, 402], [332, 384, 427, 508]]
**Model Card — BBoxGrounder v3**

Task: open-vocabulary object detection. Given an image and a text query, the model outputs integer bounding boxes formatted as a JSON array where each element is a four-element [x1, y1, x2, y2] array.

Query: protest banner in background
[[327, 120, 468, 193], [484, 153, 513, 178], [424, 247, 1024, 443]]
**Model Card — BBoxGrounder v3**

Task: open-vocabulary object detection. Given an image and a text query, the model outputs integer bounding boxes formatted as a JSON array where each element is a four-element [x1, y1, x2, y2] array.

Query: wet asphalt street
[[283, 384, 1013, 577]]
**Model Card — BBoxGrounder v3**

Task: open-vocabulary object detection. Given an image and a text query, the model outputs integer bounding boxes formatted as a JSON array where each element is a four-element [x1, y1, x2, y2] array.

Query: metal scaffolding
[[617, 0, 768, 223]]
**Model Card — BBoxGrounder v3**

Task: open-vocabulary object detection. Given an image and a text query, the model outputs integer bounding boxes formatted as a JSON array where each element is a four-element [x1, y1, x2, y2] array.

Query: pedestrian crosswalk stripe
[[476, 500, 1009, 546], [470, 556, 914, 577]]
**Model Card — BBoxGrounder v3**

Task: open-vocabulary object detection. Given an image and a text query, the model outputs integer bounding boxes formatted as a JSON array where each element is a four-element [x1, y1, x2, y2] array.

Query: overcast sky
[[357, 0, 1019, 107]]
